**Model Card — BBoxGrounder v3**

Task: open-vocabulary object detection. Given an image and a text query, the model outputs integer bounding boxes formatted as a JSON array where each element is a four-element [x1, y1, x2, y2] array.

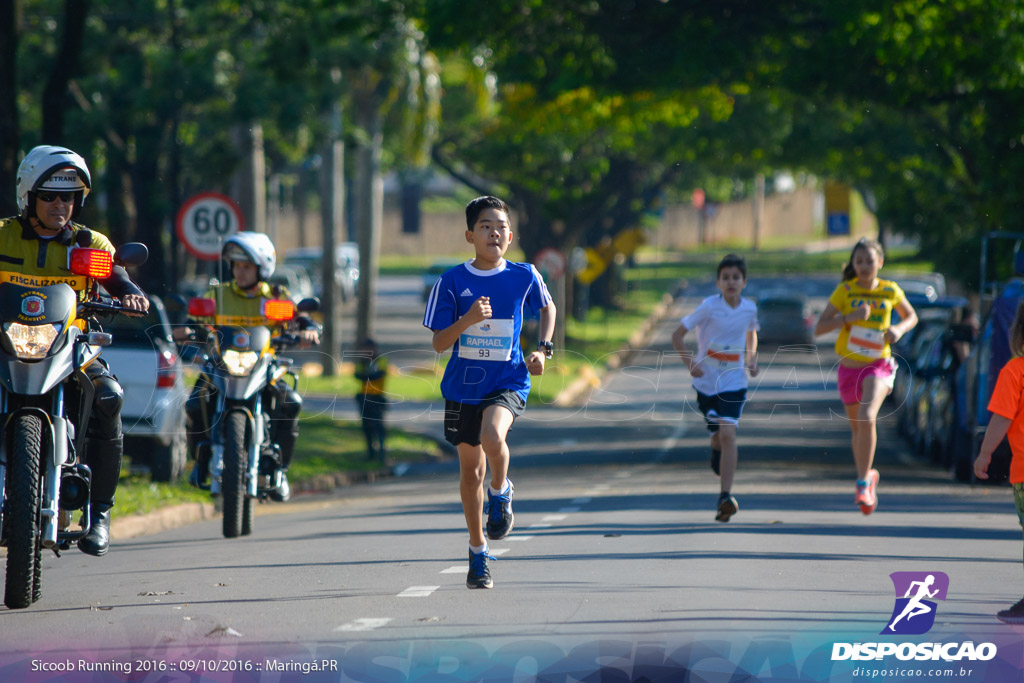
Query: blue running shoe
[[484, 480, 515, 540], [467, 549, 495, 589]]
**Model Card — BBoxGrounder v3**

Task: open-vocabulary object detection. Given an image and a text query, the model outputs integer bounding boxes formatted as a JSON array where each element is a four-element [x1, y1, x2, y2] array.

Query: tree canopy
[[3, 0, 1023, 290]]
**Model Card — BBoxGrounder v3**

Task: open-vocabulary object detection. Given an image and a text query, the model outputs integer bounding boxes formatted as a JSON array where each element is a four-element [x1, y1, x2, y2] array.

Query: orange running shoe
[[856, 469, 879, 515]]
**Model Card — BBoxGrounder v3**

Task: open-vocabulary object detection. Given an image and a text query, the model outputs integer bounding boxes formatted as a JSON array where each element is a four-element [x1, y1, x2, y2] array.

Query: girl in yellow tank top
[[814, 238, 918, 516]]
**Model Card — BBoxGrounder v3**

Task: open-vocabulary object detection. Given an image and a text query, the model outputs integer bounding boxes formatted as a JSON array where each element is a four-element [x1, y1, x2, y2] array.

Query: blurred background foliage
[[3, 0, 1023, 292]]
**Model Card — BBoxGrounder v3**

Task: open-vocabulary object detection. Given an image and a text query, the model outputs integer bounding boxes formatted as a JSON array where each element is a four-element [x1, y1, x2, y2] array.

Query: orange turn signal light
[[263, 299, 295, 322]]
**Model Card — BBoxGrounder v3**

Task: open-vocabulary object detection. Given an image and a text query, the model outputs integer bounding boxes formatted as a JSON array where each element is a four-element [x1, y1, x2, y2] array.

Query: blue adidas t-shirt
[[423, 259, 553, 404]]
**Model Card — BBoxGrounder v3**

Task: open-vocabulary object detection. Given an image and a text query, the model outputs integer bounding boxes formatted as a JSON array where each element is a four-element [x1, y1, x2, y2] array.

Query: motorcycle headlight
[[221, 349, 259, 376], [4, 322, 59, 360]]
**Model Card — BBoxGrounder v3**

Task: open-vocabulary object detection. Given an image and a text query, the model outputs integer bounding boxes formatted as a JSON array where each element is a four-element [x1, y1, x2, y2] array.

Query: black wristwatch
[[537, 340, 553, 359]]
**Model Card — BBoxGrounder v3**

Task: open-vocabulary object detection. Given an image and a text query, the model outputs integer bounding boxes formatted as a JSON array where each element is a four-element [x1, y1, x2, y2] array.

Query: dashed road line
[[335, 618, 391, 632], [558, 506, 581, 513], [398, 586, 439, 598], [541, 515, 567, 522]]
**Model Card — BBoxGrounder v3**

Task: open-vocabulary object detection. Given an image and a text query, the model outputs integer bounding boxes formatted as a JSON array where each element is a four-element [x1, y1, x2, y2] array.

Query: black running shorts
[[695, 389, 747, 433], [443, 389, 526, 446]]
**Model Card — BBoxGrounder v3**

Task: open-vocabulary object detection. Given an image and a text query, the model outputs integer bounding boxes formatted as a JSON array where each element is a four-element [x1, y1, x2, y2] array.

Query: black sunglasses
[[36, 191, 75, 203]]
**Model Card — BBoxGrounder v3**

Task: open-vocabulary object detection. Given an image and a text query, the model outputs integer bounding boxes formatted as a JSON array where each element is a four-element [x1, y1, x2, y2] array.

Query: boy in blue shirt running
[[423, 196, 556, 589]]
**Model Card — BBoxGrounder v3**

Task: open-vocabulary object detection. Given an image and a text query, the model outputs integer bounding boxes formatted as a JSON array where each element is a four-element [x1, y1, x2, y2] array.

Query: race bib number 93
[[459, 319, 514, 361]]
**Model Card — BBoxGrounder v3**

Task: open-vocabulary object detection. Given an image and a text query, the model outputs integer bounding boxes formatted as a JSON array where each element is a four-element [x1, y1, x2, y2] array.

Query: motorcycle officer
[[177, 232, 320, 502], [1, 145, 149, 556]]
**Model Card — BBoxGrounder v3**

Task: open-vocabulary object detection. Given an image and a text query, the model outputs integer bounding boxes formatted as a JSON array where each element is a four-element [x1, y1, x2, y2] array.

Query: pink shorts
[[837, 358, 896, 405]]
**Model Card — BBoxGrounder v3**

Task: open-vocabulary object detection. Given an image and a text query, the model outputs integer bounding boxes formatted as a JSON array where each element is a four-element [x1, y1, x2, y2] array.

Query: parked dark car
[[755, 290, 815, 345]]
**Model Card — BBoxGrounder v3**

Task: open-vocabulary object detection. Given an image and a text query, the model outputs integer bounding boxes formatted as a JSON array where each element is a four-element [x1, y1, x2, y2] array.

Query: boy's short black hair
[[465, 196, 509, 230], [717, 253, 747, 279]]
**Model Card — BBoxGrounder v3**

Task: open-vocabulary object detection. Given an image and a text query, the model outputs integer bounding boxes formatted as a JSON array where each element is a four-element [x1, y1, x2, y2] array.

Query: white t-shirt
[[680, 294, 760, 395]]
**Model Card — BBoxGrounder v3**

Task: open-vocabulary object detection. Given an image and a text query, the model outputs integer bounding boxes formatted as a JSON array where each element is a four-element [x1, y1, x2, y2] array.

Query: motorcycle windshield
[[214, 326, 272, 355], [209, 326, 273, 400], [0, 282, 77, 329]]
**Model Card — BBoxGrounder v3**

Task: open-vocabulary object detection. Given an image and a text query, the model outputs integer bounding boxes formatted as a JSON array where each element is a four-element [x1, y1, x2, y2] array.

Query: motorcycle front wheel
[[4, 414, 43, 609], [222, 411, 249, 538]]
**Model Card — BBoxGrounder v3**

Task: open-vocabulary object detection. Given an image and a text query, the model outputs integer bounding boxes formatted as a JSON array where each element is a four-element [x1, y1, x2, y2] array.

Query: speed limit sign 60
[[175, 192, 244, 260]]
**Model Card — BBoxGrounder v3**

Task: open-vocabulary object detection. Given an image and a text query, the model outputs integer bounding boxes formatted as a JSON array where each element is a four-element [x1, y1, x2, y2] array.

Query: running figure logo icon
[[883, 571, 949, 635]]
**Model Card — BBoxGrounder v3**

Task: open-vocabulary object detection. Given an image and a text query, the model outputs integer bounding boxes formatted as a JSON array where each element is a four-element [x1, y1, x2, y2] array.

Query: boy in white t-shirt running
[[671, 254, 760, 522]]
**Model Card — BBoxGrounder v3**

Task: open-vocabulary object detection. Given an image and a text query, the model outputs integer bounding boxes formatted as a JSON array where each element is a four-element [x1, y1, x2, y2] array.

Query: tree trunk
[[318, 103, 344, 376], [41, 0, 89, 142], [0, 0, 19, 217], [354, 95, 384, 346]]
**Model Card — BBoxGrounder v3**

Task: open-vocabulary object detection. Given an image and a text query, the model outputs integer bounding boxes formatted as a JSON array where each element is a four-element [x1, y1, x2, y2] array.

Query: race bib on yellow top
[[706, 341, 743, 369], [459, 319, 514, 361], [846, 325, 885, 359]]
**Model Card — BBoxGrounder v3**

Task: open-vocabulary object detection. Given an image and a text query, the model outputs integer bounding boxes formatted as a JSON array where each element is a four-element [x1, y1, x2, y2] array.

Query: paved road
[[1, 275, 1018, 682]]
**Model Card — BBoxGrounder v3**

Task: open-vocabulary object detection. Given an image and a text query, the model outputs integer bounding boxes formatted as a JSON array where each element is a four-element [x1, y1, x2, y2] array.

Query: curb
[[111, 501, 218, 541]]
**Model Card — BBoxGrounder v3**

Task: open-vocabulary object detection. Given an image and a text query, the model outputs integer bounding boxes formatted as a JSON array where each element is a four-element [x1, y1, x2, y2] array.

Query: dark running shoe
[[466, 549, 495, 589], [715, 493, 739, 522], [485, 479, 515, 540], [710, 448, 721, 476], [997, 597, 1024, 624]]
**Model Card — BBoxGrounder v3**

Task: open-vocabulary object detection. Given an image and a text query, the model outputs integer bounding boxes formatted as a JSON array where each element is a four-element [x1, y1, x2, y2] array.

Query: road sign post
[[175, 192, 244, 261]]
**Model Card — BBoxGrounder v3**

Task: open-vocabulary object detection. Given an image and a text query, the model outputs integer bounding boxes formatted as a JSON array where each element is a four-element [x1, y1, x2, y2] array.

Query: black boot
[[78, 504, 111, 556]]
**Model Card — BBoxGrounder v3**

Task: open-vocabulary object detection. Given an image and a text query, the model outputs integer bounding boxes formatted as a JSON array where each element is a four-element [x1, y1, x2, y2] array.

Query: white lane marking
[[441, 567, 464, 574], [558, 507, 581, 513], [398, 586, 439, 598], [541, 515, 567, 522], [571, 497, 591, 504], [335, 618, 391, 632], [504, 536, 534, 541], [529, 523, 552, 529], [491, 548, 510, 556]]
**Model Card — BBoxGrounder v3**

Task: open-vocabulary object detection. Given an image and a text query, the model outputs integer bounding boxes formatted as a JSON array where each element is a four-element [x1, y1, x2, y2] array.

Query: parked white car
[[100, 295, 189, 482], [283, 243, 359, 302]]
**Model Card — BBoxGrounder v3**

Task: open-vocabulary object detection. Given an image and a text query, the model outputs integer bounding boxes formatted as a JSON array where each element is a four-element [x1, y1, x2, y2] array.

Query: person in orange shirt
[[814, 238, 917, 515], [975, 299, 1024, 624]]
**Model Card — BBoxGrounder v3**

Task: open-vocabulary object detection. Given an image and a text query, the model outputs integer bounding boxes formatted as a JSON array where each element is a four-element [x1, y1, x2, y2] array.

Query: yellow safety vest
[[199, 281, 293, 328], [0, 217, 115, 293]]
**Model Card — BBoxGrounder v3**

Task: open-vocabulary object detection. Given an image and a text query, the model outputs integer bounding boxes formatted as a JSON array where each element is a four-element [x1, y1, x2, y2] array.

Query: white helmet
[[222, 232, 276, 280], [16, 145, 92, 212]]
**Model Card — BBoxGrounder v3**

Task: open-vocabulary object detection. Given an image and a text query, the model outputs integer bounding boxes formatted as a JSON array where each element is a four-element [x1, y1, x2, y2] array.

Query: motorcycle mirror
[[114, 242, 148, 268], [297, 297, 320, 313], [163, 294, 188, 313]]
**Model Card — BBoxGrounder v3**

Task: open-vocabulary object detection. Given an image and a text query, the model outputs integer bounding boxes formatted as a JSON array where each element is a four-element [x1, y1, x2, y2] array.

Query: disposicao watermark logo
[[831, 571, 998, 663], [884, 571, 948, 635]]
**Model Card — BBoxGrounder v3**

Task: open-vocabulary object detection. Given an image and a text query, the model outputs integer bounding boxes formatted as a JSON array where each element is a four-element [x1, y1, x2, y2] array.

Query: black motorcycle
[[186, 296, 318, 538], [0, 242, 147, 609]]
